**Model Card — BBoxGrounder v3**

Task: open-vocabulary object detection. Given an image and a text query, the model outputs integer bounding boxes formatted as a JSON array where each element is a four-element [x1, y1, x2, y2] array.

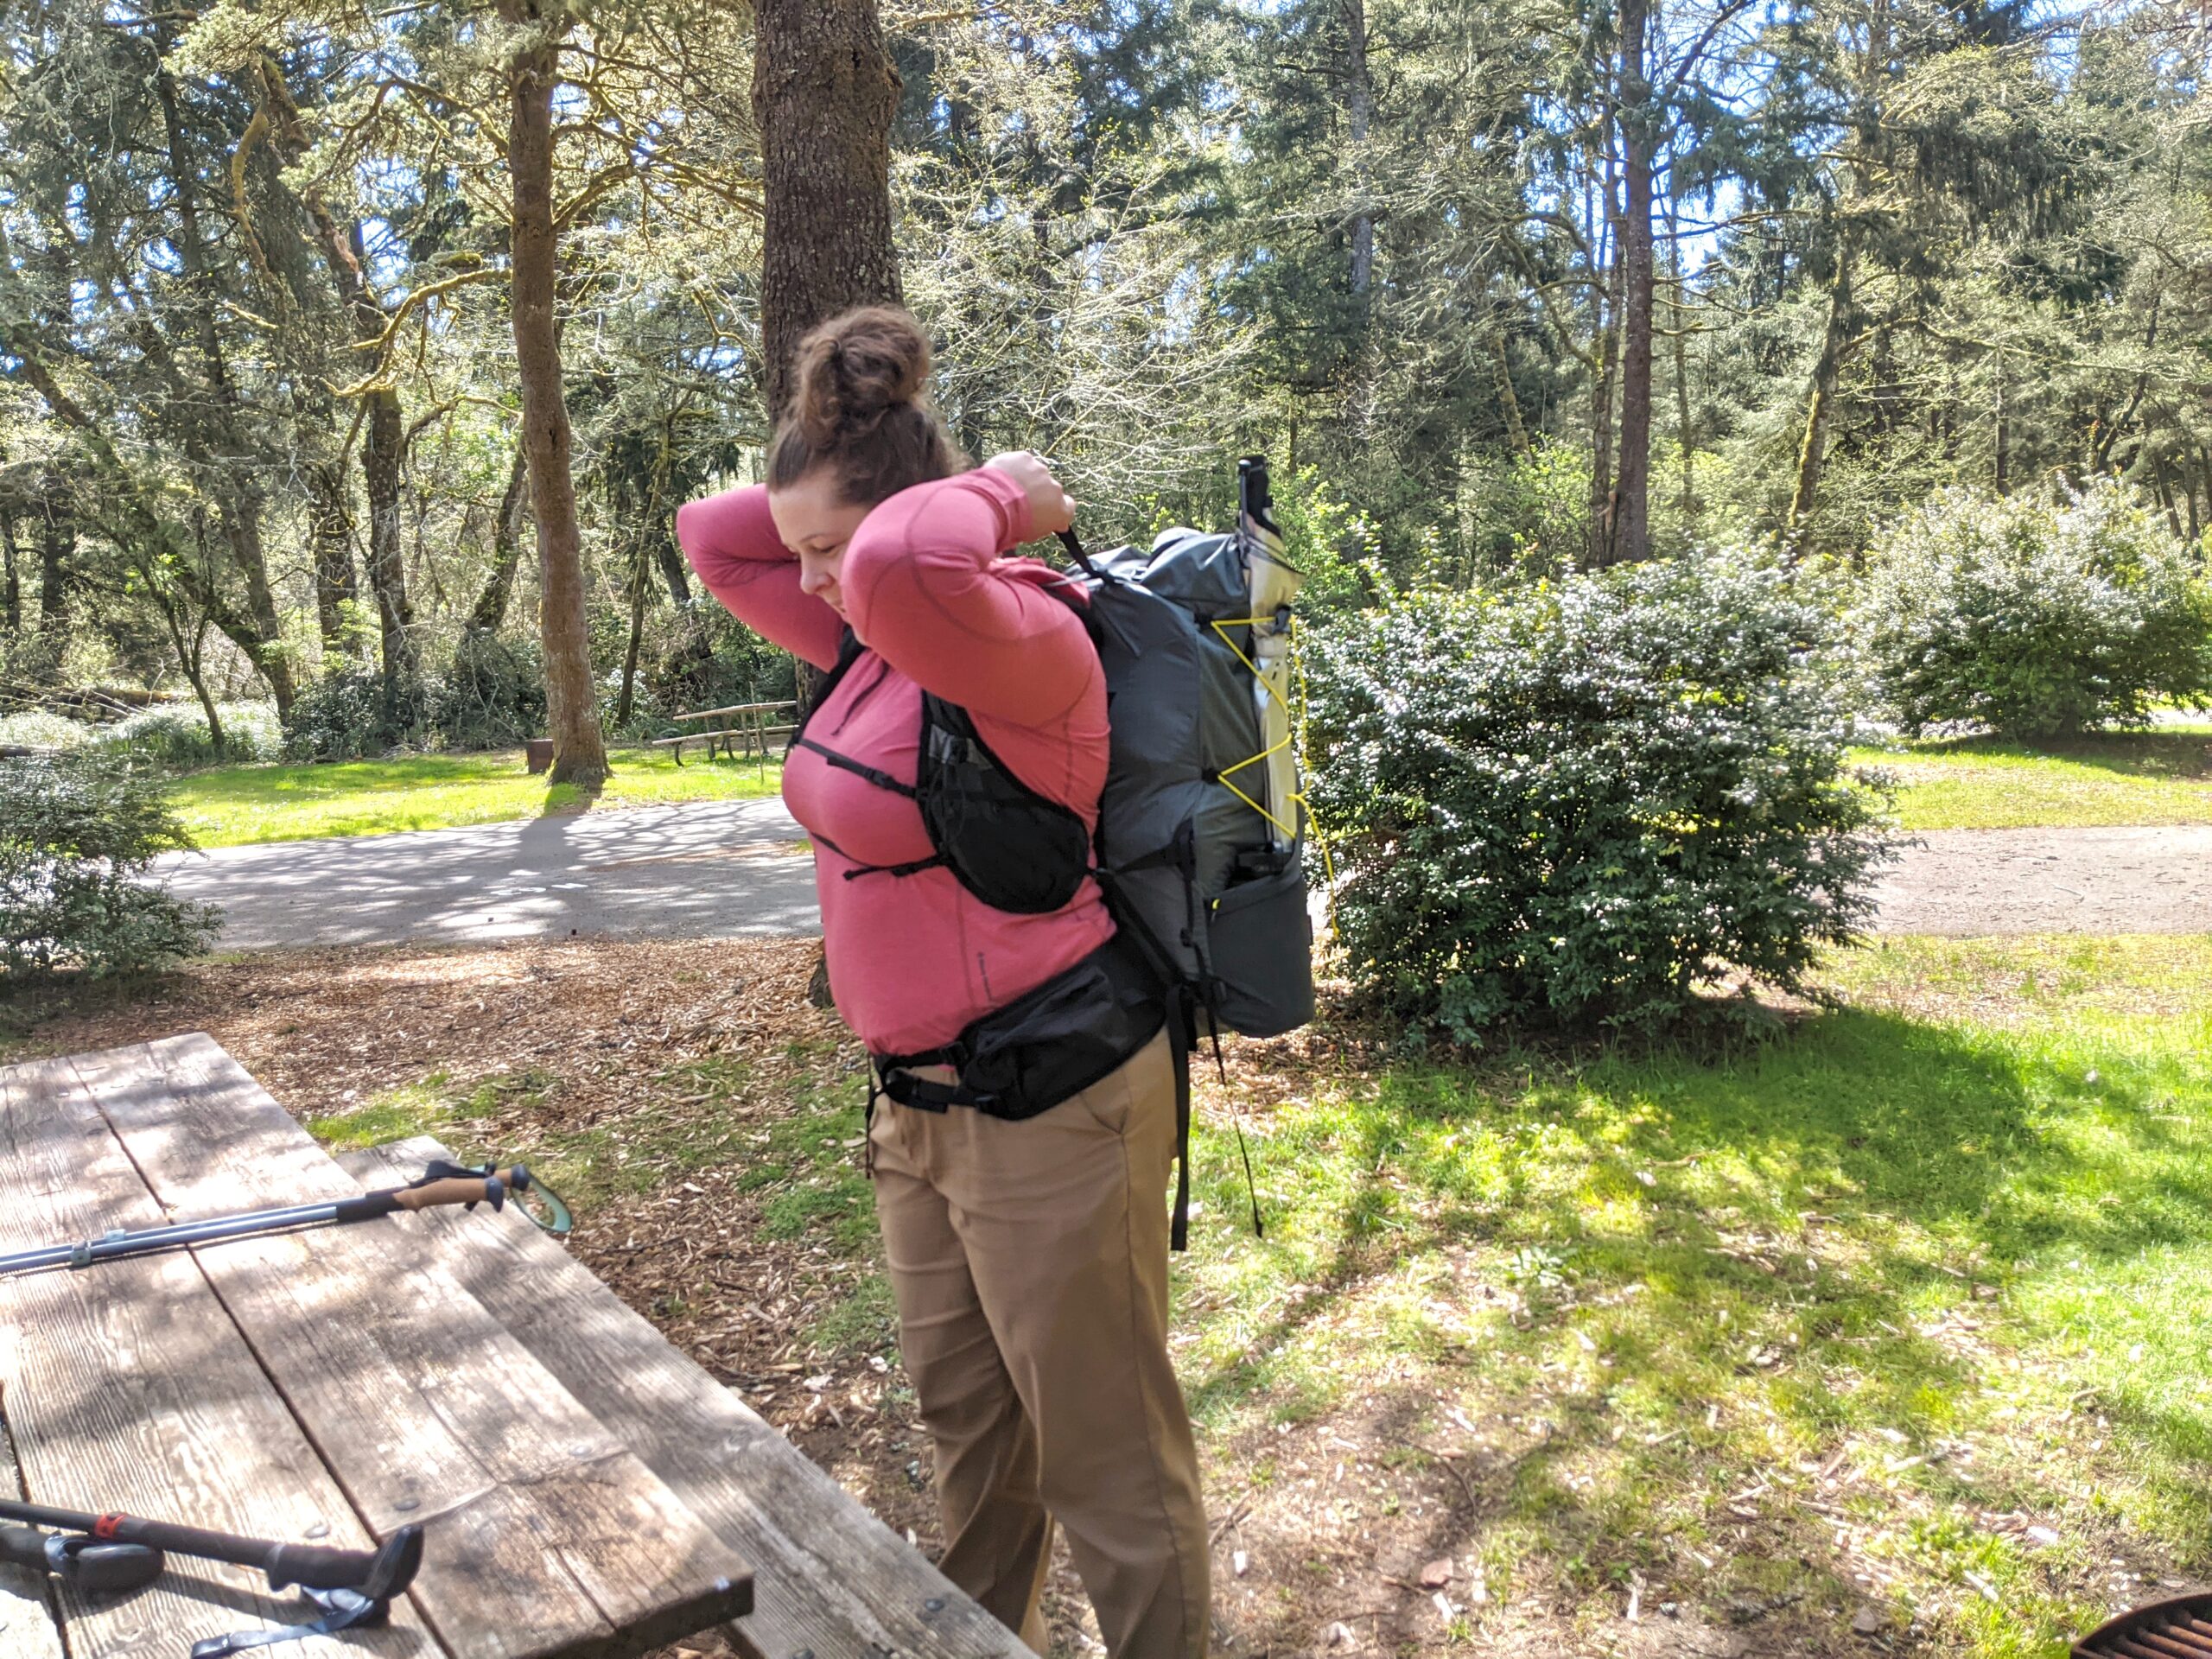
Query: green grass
[[168, 748, 784, 848], [1173, 935, 2212, 1653], [1853, 724, 2212, 830]]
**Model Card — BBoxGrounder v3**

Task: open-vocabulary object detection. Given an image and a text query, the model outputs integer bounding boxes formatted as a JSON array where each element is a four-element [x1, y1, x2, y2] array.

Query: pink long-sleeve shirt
[[675, 468, 1114, 1058]]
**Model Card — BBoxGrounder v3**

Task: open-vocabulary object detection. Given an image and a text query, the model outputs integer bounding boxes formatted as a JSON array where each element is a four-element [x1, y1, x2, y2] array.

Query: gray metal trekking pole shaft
[[0, 1200, 351, 1275], [0, 1161, 567, 1278]]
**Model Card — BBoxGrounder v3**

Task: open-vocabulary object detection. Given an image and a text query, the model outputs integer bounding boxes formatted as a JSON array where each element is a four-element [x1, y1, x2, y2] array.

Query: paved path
[[158, 799, 820, 950], [1869, 825, 2212, 935], [158, 808, 2211, 951]]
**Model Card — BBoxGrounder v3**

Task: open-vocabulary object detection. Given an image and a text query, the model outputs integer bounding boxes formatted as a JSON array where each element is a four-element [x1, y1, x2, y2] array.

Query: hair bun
[[792, 307, 932, 449]]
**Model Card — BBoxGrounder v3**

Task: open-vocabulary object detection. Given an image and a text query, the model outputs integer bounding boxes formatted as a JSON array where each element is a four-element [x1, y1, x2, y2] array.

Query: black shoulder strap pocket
[[919, 696, 1093, 915]]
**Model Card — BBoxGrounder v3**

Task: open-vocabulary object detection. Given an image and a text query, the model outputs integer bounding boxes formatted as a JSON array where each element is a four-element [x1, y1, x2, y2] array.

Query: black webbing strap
[[842, 853, 950, 883], [810, 829, 951, 885], [1056, 527, 1107, 580], [875, 1068, 995, 1113], [1167, 996, 1192, 1254], [190, 1587, 388, 1657], [793, 737, 918, 798]]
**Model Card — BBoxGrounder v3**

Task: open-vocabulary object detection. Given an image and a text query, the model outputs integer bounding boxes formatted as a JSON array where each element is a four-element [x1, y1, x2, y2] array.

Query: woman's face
[[768, 470, 874, 621]]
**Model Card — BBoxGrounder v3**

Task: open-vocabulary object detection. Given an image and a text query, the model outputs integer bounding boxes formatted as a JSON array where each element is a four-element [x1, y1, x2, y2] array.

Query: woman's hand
[[984, 450, 1077, 538]]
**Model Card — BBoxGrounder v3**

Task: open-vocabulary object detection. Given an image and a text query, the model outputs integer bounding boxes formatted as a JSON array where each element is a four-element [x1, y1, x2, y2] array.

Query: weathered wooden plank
[[73, 1034, 752, 1659], [0, 1053, 430, 1659], [341, 1135, 1033, 1659], [0, 1401, 67, 1659]]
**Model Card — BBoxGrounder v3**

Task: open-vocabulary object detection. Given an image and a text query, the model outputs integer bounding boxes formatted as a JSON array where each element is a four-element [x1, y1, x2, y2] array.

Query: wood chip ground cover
[[7, 934, 2210, 1658]]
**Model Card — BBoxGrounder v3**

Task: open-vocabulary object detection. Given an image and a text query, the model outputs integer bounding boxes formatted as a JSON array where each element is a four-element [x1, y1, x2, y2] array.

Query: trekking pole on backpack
[[0, 1160, 571, 1279]]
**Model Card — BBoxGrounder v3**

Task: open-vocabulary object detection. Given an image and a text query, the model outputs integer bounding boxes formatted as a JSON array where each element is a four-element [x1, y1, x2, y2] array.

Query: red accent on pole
[[93, 1513, 128, 1540]]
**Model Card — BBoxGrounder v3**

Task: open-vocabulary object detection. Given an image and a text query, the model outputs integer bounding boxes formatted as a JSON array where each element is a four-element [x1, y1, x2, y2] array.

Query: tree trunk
[[754, 0, 905, 726], [1489, 315, 1529, 456], [360, 371, 418, 701], [2152, 454, 2185, 541], [1339, 0, 1378, 438], [308, 461, 359, 658], [156, 592, 225, 760], [504, 0, 607, 789], [215, 497, 296, 715], [1671, 212, 1695, 528], [36, 475, 69, 634], [1784, 254, 1857, 543], [615, 542, 649, 728], [1588, 152, 1623, 569], [655, 537, 692, 607], [753, 0, 905, 418], [466, 444, 531, 638], [1609, 0, 1655, 567], [154, 65, 294, 716], [0, 499, 19, 636]]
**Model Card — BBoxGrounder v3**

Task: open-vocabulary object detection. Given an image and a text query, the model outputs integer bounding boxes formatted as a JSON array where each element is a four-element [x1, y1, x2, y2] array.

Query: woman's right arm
[[675, 485, 844, 671]]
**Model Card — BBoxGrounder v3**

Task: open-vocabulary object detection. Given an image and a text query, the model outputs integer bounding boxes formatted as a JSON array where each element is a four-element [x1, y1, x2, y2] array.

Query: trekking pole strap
[[190, 1584, 390, 1658]]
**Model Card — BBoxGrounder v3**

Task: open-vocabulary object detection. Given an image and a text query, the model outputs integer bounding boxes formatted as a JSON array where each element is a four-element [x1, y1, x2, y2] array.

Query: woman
[[677, 305, 1211, 1659]]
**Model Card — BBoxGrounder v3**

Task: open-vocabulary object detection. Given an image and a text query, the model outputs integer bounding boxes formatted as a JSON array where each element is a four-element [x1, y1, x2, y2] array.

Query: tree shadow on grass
[[1182, 1004, 2212, 1651]]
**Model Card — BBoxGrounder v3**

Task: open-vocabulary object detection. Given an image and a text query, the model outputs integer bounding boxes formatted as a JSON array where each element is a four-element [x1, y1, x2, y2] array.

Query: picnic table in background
[[652, 702, 798, 767], [0, 1035, 1027, 1659]]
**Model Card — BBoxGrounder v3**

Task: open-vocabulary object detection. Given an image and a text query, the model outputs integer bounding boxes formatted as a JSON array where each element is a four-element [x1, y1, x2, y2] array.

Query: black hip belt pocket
[[873, 938, 1165, 1121]]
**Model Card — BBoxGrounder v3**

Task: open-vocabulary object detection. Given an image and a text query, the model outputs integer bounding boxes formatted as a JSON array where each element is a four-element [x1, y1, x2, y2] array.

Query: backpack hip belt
[[871, 934, 1166, 1122]]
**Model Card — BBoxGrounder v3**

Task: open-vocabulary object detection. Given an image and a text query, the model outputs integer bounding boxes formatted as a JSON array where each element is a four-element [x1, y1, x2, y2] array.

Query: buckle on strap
[[872, 1050, 992, 1115]]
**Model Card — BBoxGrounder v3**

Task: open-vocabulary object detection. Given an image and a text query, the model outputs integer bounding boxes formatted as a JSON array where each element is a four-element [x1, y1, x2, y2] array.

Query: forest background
[[3, 0, 2205, 777]]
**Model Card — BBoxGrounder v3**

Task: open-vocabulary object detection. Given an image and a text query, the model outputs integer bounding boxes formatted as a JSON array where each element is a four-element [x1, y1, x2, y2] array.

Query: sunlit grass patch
[[169, 748, 784, 847], [311, 1065, 551, 1150], [1851, 727, 2212, 830], [1178, 935, 2212, 1653]]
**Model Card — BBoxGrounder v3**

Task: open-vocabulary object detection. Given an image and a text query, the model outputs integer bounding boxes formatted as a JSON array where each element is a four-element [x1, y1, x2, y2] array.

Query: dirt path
[[1871, 825, 2212, 935]]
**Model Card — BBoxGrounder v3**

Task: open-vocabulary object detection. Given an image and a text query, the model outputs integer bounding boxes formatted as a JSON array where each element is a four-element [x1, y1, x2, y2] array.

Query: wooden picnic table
[[0, 1035, 1028, 1659], [653, 702, 797, 767]]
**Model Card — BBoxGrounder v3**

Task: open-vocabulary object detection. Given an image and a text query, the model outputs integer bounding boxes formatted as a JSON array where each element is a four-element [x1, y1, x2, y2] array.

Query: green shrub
[[1304, 550, 1893, 1044], [1858, 479, 2212, 737], [0, 754, 222, 978], [106, 702, 283, 765], [435, 632, 548, 749], [3, 702, 283, 765], [281, 666, 435, 760], [0, 709, 93, 752]]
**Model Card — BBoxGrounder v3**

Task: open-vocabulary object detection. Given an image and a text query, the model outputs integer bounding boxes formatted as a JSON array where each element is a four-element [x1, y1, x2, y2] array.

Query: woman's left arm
[[841, 467, 1094, 725]]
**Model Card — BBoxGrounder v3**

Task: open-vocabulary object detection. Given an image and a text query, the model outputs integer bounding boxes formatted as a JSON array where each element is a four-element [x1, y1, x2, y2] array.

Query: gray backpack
[[808, 457, 1314, 1249], [1059, 456, 1317, 1044]]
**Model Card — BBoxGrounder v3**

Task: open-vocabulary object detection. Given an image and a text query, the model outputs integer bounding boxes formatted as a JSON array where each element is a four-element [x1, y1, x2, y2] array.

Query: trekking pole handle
[[391, 1167, 526, 1212], [335, 1161, 571, 1235], [0, 1526, 166, 1594]]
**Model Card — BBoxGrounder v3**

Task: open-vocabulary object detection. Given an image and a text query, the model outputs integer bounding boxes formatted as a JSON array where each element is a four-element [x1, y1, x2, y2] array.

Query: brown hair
[[766, 306, 969, 505]]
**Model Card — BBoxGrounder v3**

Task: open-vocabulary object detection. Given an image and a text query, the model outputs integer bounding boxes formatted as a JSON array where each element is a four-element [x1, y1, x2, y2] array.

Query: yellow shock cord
[[1208, 614, 1343, 929]]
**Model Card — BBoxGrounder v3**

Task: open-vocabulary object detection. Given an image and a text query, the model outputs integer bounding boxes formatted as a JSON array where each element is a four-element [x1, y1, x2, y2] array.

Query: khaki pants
[[868, 1030, 1211, 1658]]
